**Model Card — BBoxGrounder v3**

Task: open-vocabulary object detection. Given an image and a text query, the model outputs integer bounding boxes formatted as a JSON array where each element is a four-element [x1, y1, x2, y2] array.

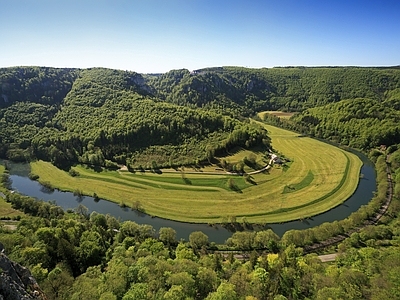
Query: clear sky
[[1, 0, 399, 73]]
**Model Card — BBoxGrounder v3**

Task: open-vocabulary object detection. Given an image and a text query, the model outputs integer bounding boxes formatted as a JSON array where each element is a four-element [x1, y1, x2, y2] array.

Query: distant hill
[[147, 66, 400, 113], [0, 66, 79, 107], [0, 67, 269, 168], [1, 65, 400, 166], [289, 96, 400, 149]]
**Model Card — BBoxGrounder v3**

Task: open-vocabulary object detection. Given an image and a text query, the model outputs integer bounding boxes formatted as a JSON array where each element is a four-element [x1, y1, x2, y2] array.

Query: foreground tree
[[159, 227, 177, 246], [189, 231, 209, 250]]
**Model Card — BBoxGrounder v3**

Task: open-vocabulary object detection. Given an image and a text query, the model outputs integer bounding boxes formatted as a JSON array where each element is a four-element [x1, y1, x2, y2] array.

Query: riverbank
[[303, 154, 393, 253], [28, 122, 362, 224], [4, 151, 375, 243]]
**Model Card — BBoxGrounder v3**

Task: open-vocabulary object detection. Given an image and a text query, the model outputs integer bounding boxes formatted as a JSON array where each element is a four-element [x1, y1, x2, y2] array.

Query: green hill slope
[[0, 67, 269, 168], [148, 66, 400, 113], [290, 97, 400, 149], [2, 65, 400, 165]]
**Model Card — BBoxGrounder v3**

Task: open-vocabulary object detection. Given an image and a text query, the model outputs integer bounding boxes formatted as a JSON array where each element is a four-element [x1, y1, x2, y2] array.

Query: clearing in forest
[[30, 122, 362, 224], [259, 111, 295, 119]]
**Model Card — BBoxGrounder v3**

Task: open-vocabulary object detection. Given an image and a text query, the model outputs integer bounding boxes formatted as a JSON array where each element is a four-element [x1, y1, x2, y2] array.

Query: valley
[[1, 66, 400, 300], [29, 121, 362, 223]]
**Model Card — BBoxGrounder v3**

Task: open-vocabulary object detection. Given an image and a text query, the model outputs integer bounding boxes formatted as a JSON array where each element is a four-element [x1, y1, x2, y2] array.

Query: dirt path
[[1, 220, 18, 231], [246, 158, 273, 175], [118, 157, 274, 177], [318, 253, 338, 262]]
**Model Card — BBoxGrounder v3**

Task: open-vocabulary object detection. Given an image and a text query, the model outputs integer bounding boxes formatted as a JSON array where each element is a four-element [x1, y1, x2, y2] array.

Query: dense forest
[[2, 65, 400, 299], [147, 66, 400, 113], [2, 66, 400, 168], [0, 67, 270, 169], [260, 93, 400, 151]]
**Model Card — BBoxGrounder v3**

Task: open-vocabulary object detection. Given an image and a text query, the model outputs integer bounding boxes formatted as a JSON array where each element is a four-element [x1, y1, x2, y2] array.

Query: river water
[[3, 153, 376, 243]]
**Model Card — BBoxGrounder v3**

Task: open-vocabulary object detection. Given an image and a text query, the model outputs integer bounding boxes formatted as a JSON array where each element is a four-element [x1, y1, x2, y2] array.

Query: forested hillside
[[2, 66, 400, 168], [0, 67, 269, 168], [148, 66, 400, 113], [0, 66, 78, 107], [0, 67, 78, 160], [289, 97, 400, 149]]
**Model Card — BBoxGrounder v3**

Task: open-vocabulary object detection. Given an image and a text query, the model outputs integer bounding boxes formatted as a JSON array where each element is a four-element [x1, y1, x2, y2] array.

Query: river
[[3, 152, 376, 243]]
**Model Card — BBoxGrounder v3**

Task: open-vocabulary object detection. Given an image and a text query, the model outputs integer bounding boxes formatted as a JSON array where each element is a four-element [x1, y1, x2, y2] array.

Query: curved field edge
[[230, 151, 362, 223], [29, 124, 362, 223], [242, 121, 363, 223]]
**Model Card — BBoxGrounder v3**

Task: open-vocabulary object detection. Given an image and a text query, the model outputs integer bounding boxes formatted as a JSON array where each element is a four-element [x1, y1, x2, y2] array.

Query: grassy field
[[0, 165, 24, 219], [259, 111, 295, 119], [30, 122, 362, 223]]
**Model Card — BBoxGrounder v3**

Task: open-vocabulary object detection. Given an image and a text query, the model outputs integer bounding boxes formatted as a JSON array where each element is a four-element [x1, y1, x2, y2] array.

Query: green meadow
[[0, 165, 24, 219], [30, 122, 362, 223]]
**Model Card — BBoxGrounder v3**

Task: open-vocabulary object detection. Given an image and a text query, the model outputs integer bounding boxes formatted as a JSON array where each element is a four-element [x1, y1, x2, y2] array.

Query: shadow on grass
[[245, 175, 257, 185], [230, 186, 243, 193], [152, 169, 163, 174], [91, 165, 103, 173], [226, 178, 243, 193], [182, 177, 192, 185]]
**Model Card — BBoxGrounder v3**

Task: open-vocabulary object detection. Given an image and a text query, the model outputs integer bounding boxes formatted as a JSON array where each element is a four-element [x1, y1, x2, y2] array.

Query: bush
[[68, 169, 80, 177]]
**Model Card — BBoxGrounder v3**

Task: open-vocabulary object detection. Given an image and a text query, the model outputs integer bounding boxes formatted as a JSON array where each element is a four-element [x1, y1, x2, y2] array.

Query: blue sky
[[1, 0, 399, 73]]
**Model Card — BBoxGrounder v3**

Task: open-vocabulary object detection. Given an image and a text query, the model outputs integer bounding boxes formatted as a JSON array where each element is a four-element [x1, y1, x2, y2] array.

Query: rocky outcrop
[[0, 243, 47, 300]]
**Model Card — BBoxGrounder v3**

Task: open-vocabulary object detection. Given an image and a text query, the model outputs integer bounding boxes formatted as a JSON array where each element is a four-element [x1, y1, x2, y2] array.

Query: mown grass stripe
[[282, 170, 314, 194], [234, 151, 354, 219]]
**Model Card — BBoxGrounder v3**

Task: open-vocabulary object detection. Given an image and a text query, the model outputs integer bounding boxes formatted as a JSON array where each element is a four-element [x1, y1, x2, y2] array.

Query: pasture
[[30, 122, 362, 223], [0, 165, 24, 219], [259, 111, 295, 119]]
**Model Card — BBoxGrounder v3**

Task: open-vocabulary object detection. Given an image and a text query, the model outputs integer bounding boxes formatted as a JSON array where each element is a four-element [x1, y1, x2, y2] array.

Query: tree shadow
[[40, 186, 55, 194], [132, 209, 147, 218], [229, 185, 243, 193], [182, 177, 192, 185], [222, 222, 254, 232], [152, 169, 163, 174], [245, 175, 257, 185], [86, 164, 103, 173], [299, 219, 311, 225]]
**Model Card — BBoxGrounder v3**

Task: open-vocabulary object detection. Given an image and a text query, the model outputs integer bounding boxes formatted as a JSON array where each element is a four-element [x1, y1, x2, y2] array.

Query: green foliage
[[0, 66, 78, 107], [1, 67, 270, 170], [206, 282, 238, 300], [2, 172, 400, 300], [4, 65, 400, 170], [159, 227, 177, 245], [290, 98, 400, 149], [3, 65, 400, 299], [189, 231, 209, 250], [149, 66, 400, 114]]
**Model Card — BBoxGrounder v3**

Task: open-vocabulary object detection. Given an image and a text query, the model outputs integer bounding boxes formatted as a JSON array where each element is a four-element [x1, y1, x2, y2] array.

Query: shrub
[[68, 169, 80, 177]]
